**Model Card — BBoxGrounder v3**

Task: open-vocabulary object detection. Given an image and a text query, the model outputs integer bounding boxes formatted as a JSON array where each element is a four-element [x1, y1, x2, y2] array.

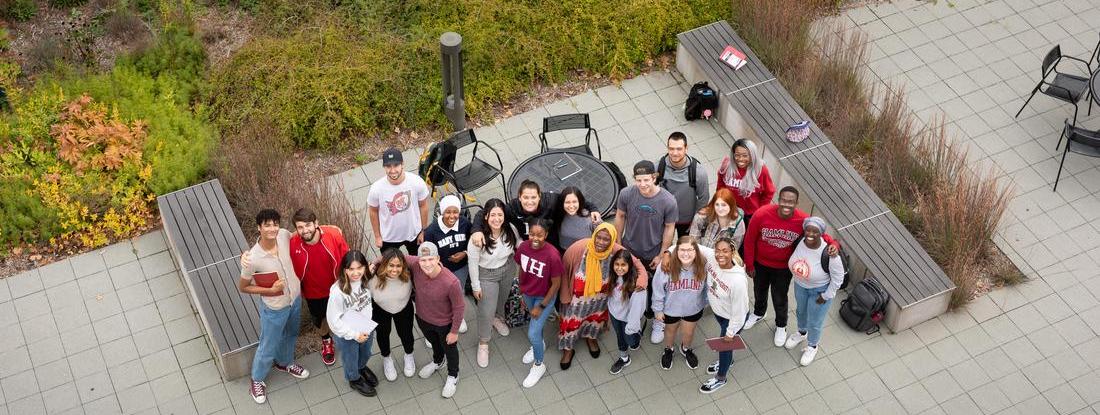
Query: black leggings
[[372, 300, 415, 357], [752, 262, 793, 328], [418, 317, 460, 377]]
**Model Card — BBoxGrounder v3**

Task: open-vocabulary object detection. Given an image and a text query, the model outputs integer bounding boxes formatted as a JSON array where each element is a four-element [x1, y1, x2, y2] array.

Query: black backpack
[[418, 140, 457, 188], [684, 82, 718, 120], [840, 277, 890, 335], [656, 154, 698, 190]]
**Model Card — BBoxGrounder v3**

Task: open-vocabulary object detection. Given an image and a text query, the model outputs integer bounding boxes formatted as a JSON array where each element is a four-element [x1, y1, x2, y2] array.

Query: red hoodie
[[743, 204, 836, 272], [289, 225, 350, 299], [715, 157, 776, 216]]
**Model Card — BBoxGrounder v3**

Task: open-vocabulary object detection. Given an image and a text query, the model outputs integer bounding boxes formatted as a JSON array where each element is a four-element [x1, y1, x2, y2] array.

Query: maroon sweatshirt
[[743, 204, 837, 272], [404, 255, 465, 333]]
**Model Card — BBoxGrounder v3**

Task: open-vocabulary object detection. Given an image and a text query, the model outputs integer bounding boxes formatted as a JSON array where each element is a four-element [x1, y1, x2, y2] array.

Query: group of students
[[236, 134, 847, 404]]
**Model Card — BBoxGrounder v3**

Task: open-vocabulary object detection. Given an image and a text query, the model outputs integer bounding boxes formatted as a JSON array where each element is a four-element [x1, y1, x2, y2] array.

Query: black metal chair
[[1015, 45, 1093, 124], [539, 113, 602, 160], [435, 129, 507, 198], [1054, 119, 1100, 191]]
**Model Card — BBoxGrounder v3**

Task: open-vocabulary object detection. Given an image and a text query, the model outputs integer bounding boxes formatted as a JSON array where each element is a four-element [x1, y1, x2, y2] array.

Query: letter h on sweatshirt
[[521, 255, 547, 278]]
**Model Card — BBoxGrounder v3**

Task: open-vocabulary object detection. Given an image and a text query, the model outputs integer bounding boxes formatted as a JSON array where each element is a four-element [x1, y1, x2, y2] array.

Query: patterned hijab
[[583, 223, 618, 297]]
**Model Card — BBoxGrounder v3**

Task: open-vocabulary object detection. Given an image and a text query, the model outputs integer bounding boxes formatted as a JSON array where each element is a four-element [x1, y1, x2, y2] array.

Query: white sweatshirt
[[466, 224, 520, 292], [326, 280, 374, 341], [789, 241, 845, 300], [690, 245, 750, 337], [607, 280, 647, 335]]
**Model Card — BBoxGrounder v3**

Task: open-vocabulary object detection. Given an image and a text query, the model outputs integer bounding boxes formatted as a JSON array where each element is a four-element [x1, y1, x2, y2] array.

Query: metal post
[[440, 32, 466, 132]]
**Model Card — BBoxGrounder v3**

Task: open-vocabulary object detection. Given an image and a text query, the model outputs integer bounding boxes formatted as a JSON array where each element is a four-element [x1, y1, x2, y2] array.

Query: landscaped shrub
[[48, 0, 87, 8], [209, 0, 729, 149], [123, 24, 206, 103], [2, 0, 36, 21]]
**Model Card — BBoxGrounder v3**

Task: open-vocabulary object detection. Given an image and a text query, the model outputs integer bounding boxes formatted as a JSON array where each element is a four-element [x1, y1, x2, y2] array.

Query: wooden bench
[[157, 179, 260, 380], [677, 21, 955, 332]]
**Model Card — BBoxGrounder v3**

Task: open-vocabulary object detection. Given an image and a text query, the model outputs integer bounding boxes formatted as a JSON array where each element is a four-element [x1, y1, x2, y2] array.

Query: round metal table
[[1092, 70, 1100, 107], [507, 151, 619, 217]]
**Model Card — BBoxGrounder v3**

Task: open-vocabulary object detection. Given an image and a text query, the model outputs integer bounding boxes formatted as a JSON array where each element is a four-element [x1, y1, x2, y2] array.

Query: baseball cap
[[417, 241, 439, 258], [633, 160, 656, 176], [382, 148, 403, 167]]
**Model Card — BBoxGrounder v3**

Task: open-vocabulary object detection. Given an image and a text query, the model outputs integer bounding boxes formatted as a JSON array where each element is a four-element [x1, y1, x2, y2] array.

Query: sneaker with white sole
[[609, 356, 631, 375], [273, 363, 309, 379], [492, 317, 510, 336], [681, 347, 699, 369], [382, 356, 398, 381], [419, 359, 445, 378], [706, 361, 719, 375], [660, 347, 674, 370], [459, 319, 468, 334], [403, 354, 416, 377], [800, 346, 818, 366], [699, 377, 727, 394], [743, 312, 764, 330], [650, 319, 666, 344], [522, 342, 543, 364], [477, 343, 490, 368], [442, 375, 459, 398], [249, 380, 267, 404], [773, 327, 787, 347], [784, 330, 806, 349], [522, 363, 547, 388]]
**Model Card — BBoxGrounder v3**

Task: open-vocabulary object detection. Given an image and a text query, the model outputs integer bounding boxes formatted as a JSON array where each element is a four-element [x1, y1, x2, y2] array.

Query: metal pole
[[440, 32, 466, 132]]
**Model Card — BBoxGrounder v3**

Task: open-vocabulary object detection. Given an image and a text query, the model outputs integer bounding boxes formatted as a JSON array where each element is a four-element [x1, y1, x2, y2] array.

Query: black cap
[[382, 148, 403, 167], [633, 160, 656, 176]]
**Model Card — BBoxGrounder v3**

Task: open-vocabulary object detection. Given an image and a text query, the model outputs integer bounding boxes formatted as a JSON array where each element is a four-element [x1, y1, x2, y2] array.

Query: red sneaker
[[273, 363, 310, 379], [321, 338, 336, 366]]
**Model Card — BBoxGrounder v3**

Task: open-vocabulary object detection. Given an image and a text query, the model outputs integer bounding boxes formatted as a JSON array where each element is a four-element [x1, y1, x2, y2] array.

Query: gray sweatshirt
[[607, 280, 647, 334], [652, 267, 707, 318], [658, 156, 710, 225], [556, 214, 595, 252]]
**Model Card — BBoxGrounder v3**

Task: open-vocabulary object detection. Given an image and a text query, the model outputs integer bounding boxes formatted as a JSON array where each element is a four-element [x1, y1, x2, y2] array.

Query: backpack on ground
[[684, 82, 718, 121], [656, 154, 699, 190], [839, 277, 890, 335]]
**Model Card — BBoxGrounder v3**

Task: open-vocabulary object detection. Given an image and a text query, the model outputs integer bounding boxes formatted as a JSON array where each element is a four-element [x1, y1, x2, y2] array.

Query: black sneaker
[[681, 347, 699, 369], [706, 361, 719, 375], [609, 356, 631, 375], [349, 377, 377, 397], [359, 367, 379, 388], [660, 347, 674, 370], [699, 377, 727, 394]]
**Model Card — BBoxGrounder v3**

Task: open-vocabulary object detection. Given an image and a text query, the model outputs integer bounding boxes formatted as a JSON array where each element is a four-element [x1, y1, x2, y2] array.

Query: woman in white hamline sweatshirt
[[326, 250, 379, 398], [696, 237, 749, 394]]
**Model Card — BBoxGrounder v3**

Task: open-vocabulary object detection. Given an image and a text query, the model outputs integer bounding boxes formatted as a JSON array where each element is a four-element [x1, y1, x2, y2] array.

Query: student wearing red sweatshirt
[[288, 208, 350, 366], [715, 138, 775, 228], [742, 187, 837, 347]]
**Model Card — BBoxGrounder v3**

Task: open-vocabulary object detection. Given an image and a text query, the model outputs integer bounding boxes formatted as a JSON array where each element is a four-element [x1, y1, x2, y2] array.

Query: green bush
[[48, 0, 87, 8], [210, 0, 728, 149], [123, 24, 207, 103], [2, 0, 36, 21]]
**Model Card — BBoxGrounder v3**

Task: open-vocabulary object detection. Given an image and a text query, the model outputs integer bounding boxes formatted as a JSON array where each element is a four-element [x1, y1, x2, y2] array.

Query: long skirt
[[558, 292, 609, 350]]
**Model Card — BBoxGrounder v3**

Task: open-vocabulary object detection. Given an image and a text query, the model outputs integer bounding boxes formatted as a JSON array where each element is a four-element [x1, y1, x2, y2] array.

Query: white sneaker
[[477, 343, 490, 368], [650, 319, 666, 344], [403, 354, 416, 378], [522, 363, 547, 388], [800, 346, 818, 366], [773, 327, 787, 347], [442, 375, 459, 398], [492, 317, 511, 336], [383, 356, 398, 381], [425, 338, 433, 349], [784, 331, 806, 349], [419, 359, 444, 379], [522, 342, 542, 364], [743, 313, 764, 330], [459, 319, 468, 334]]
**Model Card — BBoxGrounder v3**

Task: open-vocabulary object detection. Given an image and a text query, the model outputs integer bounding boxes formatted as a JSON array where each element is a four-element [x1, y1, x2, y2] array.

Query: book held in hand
[[252, 272, 283, 297], [718, 45, 748, 70], [705, 335, 748, 352]]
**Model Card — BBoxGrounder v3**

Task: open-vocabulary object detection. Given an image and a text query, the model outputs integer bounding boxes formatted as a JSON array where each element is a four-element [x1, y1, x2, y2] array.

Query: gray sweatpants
[[477, 262, 516, 342]]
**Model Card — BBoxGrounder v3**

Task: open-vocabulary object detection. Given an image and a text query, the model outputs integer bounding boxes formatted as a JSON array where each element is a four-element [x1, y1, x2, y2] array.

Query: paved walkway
[[3, 1, 1100, 414]]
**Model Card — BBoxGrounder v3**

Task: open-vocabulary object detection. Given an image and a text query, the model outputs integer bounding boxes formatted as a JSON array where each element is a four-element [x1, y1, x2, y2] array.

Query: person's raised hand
[[471, 232, 485, 248], [590, 211, 602, 224], [827, 244, 839, 257], [239, 251, 251, 270]]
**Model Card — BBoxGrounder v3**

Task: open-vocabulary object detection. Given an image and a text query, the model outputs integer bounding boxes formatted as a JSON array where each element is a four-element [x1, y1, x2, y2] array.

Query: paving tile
[[922, 370, 963, 404], [147, 272, 186, 302], [15, 291, 50, 321], [940, 393, 982, 415], [100, 336, 140, 368], [74, 370, 114, 403], [21, 313, 58, 344], [116, 382, 157, 414], [109, 359, 148, 391], [41, 382, 82, 414], [93, 314, 131, 344], [192, 383, 232, 415], [157, 394, 198, 415], [1043, 382, 1087, 414], [1022, 359, 1065, 392], [141, 347, 180, 380], [34, 357, 73, 391], [132, 231, 168, 258], [150, 371, 191, 405], [138, 251, 175, 281], [132, 325, 173, 357], [2, 369, 40, 401], [68, 347, 106, 379], [164, 314, 203, 345], [39, 260, 76, 289]]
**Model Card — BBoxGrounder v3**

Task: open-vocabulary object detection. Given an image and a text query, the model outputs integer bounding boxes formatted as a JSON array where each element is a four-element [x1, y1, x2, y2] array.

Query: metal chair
[[1054, 119, 1100, 191], [436, 129, 507, 198], [1015, 45, 1093, 124], [539, 113, 602, 160]]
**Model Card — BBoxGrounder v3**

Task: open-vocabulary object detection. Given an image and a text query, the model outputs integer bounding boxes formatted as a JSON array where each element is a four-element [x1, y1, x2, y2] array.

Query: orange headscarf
[[583, 223, 618, 297]]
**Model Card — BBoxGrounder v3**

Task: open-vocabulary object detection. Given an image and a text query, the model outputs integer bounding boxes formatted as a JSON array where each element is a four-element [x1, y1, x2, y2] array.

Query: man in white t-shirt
[[368, 147, 431, 254]]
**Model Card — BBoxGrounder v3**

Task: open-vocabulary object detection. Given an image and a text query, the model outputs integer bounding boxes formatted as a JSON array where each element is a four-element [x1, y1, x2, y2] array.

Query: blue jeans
[[794, 284, 833, 347], [252, 297, 302, 381], [609, 317, 640, 357], [451, 266, 469, 295], [523, 294, 556, 364], [714, 315, 735, 379], [334, 333, 375, 381]]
